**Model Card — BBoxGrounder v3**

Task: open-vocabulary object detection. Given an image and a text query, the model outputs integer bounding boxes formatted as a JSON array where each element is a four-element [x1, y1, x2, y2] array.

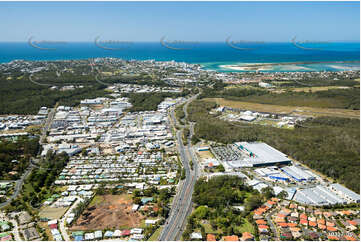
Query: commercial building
[[293, 185, 348, 206], [231, 142, 291, 167], [281, 166, 315, 182], [329, 183, 360, 203]]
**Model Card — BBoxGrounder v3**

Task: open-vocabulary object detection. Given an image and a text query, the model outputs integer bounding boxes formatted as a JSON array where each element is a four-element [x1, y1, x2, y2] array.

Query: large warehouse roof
[[330, 183, 360, 202], [281, 165, 315, 181], [293, 185, 347, 206], [233, 142, 291, 166]]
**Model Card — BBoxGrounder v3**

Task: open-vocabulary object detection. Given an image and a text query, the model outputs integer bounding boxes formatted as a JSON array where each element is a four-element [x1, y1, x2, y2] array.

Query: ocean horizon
[[0, 42, 359, 72]]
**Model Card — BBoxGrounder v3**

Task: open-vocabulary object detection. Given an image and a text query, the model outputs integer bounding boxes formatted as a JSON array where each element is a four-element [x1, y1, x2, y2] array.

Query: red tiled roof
[[267, 200, 276, 206], [300, 219, 308, 225], [241, 232, 254, 240], [289, 203, 297, 209], [278, 223, 288, 228], [255, 220, 267, 225], [49, 224, 57, 229], [327, 235, 340, 241], [222, 235, 239, 241], [348, 220, 358, 226], [343, 235, 357, 241], [317, 219, 325, 225], [326, 221, 335, 227], [309, 221, 317, 227], [207, 234, 216, 241], [318, 224, 326, 230], [327, 226, 337, 232], [342, 210, 352, 216]]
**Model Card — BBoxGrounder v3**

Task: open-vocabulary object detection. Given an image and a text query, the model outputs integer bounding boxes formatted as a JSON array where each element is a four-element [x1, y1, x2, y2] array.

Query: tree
[[261, 187, 275, 200], [277, 191, 288, 200], [133, 197, 141, 205], [245, 194, 263, 212], [194, 206, 209, 219]]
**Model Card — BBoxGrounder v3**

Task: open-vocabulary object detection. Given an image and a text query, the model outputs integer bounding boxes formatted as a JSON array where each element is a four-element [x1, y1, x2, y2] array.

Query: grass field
[[23, 183, 35, 198], [148, 226, 163, 241], [203, 223, 222, 234], [89, 195, 104, 207], [235, 218, 255, 234], [39, 206, 68, 220], [205, 98, 360, 119]]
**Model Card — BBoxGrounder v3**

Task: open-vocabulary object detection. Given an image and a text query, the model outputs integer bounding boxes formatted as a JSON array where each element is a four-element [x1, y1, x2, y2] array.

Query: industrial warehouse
[[211, 142, 291, 168], [207, 141, 360, 207], [293, 184, 360, 206]]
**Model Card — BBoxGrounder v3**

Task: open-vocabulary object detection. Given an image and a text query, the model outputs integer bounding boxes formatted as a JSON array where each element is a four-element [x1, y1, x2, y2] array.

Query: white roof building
[[190, 232, 203, 240]]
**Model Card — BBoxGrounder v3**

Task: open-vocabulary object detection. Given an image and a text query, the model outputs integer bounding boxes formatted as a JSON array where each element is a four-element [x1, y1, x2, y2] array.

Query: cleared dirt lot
[[289, 86, 351, 92], [70, 194, 144, 231], [197, 150, 214, 161], [205, 98, 360, 119]]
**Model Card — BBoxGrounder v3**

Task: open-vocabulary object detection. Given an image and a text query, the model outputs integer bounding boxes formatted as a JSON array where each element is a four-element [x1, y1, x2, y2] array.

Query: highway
[[0, 104, 55, 209], [0, 160, 36, 208], [159, 93, 199, 241]]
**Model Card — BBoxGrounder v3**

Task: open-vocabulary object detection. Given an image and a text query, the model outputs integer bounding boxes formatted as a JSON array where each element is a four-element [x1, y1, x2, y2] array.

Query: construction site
[[70, 194, 144, 231]]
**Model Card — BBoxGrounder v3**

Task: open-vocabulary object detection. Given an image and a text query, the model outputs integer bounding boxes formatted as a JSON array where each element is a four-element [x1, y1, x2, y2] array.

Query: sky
[[0, 1, 359, 42]]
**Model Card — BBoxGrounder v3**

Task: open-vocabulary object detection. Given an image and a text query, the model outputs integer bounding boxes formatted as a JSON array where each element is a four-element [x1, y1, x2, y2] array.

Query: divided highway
[[159, 94, 199, 241]]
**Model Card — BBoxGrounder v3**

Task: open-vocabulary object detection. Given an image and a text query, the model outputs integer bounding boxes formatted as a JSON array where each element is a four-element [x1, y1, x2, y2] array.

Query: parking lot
[[211, 144, 245, 161]]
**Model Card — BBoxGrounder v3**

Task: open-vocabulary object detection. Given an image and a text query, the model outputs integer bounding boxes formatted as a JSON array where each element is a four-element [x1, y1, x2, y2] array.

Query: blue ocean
[[0, 42, 359, 72]]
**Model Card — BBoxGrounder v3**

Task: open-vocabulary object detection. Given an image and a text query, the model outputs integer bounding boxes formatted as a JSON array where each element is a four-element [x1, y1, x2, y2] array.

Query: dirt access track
[[70, 194, 144, 231]]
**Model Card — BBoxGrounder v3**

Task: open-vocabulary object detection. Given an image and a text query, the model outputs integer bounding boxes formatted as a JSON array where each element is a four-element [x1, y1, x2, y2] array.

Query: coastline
[[1, 57, 360, 73], [217, 61, 360, 72]]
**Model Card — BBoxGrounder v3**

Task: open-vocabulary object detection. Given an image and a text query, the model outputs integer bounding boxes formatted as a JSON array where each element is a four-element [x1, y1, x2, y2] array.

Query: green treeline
[[175, 104, 185, 122], [193, 176, 251, 207], [123, 90, 190, 112], [0, 137, 40, 180], [25, 151, 69, 205], [188, 100, 360, 193], [0, 77, 109, 114]]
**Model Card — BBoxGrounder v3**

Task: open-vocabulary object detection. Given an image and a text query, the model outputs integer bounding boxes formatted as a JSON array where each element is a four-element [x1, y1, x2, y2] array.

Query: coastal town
[[0, 58, 360, 242]]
